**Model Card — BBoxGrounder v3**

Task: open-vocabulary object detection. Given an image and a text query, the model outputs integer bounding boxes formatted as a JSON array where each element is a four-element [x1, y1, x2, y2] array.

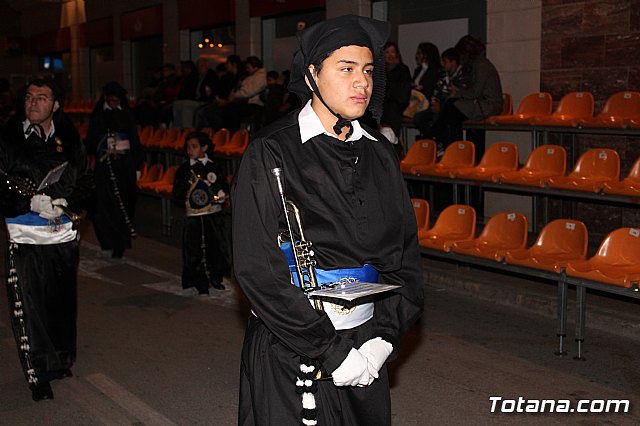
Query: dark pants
[[182, 213, 229, 293], [425, 99, 468, 147]]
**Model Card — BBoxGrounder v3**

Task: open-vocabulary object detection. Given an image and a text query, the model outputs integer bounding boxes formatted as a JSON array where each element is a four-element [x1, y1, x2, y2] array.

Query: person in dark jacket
[[0, 78, 93, 401]]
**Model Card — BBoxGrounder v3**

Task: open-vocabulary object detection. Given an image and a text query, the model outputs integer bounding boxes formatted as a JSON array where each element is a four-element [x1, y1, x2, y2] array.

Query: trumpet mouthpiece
[[271, 167, 282, 177]]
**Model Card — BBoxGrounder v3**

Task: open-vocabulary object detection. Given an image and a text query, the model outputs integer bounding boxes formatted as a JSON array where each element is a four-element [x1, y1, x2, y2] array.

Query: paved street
[[0, 209, 639, 425]]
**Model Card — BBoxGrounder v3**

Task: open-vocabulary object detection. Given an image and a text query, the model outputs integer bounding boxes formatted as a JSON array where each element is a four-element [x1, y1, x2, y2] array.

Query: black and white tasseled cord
[[7, 243, 39, 387], [105, 155, 136, 238], [296, 356, 319, 425]]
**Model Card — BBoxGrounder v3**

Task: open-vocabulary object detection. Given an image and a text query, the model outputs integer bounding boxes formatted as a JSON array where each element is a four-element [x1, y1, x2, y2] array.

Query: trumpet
[[271, 167, 323, 311]]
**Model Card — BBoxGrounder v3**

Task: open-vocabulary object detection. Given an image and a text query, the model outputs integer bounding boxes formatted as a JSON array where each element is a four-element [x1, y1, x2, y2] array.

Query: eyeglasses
[[25, 94, 53, 104]]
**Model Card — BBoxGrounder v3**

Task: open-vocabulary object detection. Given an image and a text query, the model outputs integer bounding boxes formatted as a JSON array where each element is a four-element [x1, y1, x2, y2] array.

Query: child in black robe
[[172, 131, 229, 295]]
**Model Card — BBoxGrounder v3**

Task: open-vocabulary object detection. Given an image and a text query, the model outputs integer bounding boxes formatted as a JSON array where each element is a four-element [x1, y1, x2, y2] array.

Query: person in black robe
[[172, 131, 230, 295], [232, 15, 424, 425], [85, 81, 143, 258], [0, 79, 93, 401]]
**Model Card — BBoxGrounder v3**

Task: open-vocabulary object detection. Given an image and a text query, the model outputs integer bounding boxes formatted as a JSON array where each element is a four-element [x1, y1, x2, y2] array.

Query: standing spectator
[[0, 77, 17, 128], [0, 78, 93, 401], [85, 81, 143, 258], [172, 131, 229, 295], [379, 41, 412, 148], [424, 35, 503, 152], [232, 15, 423, 425], [173, 60, 199, 128], [194, 55, 242, 130], [221, 55, 267, 133], [261, 70, 285, 125], [155, 63, 181, 127]]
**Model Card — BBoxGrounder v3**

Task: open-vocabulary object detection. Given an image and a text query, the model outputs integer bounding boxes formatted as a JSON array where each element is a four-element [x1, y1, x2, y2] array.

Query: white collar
[[298, 100, 377, 144], [103, 101, 122, 111], [23, 119, 55, 140], [190, 155, 210, 166]]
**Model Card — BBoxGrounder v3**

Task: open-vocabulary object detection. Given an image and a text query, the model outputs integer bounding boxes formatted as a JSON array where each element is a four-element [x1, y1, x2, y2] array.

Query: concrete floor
[[0, 195, 639, 425]]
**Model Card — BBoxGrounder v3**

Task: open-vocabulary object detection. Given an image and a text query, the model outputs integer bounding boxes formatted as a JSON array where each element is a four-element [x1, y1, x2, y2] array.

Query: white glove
[[215, 189, 227, 204], [30, 194, 65, 219], [358, 338, 393, 382], [136, 170, 142, 181], [331, 348, 371, 387]]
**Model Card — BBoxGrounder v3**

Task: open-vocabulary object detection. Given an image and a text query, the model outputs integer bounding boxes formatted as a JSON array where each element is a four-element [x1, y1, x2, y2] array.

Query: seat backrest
[[599, 91, 640, 118], [213, 128, 231, 150], [516, 92, 552, 116], [439, 141, 475, 167], [149, 127, 166, 146], [411, 198, 430, 231], [530, 219, 588, 258], [162, 128, 182, 147], [523, 145, 566, 175], [430, 204, 476, 237], [624, 156, 640, 182], [139, 126, 154, 144], [229, 129, 249, 149], [502, 93, 513, 115], [159, 165, 178, 184], [141, 163, 163, 182], [570, 148, 620, 179], [477, 142, 519, 170], [476, 212, 528, 247], [553, 91, 594, 118], [402, 139, 436, 165], [592, 227, 640, 267]]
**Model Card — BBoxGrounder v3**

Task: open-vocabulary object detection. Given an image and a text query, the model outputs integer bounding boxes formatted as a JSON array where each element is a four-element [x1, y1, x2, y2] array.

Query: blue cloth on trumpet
[[280, 242, 379, 288]]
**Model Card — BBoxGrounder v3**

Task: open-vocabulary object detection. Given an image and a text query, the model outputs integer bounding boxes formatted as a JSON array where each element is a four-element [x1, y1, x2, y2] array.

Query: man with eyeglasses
[[0, 78, 93, 401]]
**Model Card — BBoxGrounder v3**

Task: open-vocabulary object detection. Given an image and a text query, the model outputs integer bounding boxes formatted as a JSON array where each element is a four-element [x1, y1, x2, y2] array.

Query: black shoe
[[30, 382, 54, 401], [211, 281, 225, 290], [59, 368, 73, 379], [112, 248, 124, 259]]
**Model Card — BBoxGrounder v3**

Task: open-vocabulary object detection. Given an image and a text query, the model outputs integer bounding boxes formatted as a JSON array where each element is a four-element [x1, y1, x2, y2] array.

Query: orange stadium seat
[[400, 139, 436, 174], [176, 128, 195, 150], [453, 142, 518, 181], [487, 92, 552, 125], [160, 128, 181, 150], [145, 165, 177, 193], [224, 129, 250, 156], [137, 163, 164, 190], [504, 219, 588, 273], [495, 145, 566, 187], [147, 127, 166, 149], [411, 140, 475, 177], [566, 228, 640, 288], [418, 204, 476, 251], [531, 91, 594, 127], [411, 198, 430, 241], [577, 91, 640, 128], [445, 211, 528, 261], [213, 128, 231, 154], [546, 148, 619, 192], [602, 156, 640, 197], [151, 165, 179, 195], [138, 126, 154, 147]]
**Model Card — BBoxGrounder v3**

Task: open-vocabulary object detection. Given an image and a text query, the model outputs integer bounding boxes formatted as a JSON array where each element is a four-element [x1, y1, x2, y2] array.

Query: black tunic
[[232, 109, 424, 425], [0, 114, 93, 388], [85, 105, 143, 252]]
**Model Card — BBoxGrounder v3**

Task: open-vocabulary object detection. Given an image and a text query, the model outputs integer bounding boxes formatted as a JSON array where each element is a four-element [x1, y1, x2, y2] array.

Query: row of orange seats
[[138, 126, 250, 156], [65, 99, 96, 114], [475, 91, 640, 129], [401, 139, 640, 196], [137, 163, 176, 196], [412, 199, 640, 289]]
